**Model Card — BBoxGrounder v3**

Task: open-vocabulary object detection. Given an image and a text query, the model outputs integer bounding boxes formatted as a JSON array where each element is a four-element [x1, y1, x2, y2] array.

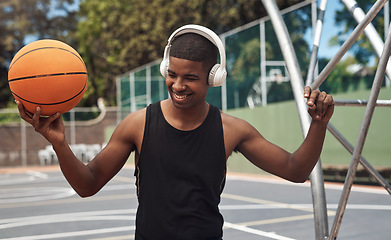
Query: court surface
[[1, 165, 390, 240]]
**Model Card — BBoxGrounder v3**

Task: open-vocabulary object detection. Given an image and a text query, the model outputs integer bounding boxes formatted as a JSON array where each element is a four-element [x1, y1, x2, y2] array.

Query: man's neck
[[160, 99, 210, 131]]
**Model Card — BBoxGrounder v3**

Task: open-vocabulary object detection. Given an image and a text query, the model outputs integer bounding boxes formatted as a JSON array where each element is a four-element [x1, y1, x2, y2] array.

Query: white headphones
[[160, 24, 227, 87]]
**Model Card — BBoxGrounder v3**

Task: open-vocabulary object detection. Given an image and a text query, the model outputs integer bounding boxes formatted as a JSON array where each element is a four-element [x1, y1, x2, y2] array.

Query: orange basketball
[[8, 39, 87, 116]]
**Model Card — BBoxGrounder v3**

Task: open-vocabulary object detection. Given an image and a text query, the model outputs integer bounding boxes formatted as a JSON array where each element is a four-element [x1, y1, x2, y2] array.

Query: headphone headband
[[160, 24, 227, 87]]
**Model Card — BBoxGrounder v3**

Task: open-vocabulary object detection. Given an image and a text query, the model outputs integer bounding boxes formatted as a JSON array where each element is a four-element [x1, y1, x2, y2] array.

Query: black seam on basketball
[[8, 72, 87, 82], [11, 82, 87, 106], [9, 46, 85, 71]]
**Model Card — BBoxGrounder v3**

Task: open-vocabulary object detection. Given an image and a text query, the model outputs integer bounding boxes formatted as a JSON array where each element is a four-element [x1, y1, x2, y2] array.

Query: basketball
[[8, 39, 87, 116]]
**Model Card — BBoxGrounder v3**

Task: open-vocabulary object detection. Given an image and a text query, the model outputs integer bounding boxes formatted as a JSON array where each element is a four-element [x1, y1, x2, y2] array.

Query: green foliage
[[0, 113, 20, 124], [76, 0, 305, 106], [319, 56, 375, 94], [0, 0, 315, 108], [0, 101, 20, 124], [0, 0, 78, 108], [332, 0, 384, 65]]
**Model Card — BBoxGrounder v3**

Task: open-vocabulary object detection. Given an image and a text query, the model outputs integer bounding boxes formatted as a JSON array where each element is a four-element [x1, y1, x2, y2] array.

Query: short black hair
[[170, 33, 218, 73]]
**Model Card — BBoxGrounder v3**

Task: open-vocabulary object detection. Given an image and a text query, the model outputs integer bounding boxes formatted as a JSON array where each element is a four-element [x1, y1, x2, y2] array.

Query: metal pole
[[260, 20, 267, 106], [221, 37, 228, 111], [329, 22, 391, 240], [159, 76, 165, 101], [261, 0, 310, 126], [70, 109, 76, 146], [334, 99, 391, 107], [384, 1, 390, 87], [327, 123, 391, 195], [146, 66, 152, 106], [306, 0, 328, 86], [341, 0, 391, 81], [130, 73, 136, 112], [261, 0, 329, 239], [311, 0, 388, 90], [116, 76, 121, 125], [20, 120, 27, 166]]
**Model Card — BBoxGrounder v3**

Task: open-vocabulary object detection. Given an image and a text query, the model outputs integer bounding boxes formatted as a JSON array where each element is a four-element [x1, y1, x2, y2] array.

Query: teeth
[[174, 94, 187, 99]]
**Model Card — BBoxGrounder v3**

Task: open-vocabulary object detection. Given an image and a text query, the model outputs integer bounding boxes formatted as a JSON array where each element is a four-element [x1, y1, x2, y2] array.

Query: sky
[[315, 0, 345, 59], [312, 0, 386, 66]]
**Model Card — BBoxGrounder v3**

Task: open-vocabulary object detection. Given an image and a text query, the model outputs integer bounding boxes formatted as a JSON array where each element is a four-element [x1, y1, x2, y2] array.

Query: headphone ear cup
[[216, 68, 227, 87], [160, 59, 168, 77], [208, 64, 220, 86], [160, 45, 170, 77], [208, 64, 227, 87]]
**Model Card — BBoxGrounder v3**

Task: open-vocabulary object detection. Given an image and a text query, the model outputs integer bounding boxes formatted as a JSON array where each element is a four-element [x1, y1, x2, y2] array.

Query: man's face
[[166, 57, 209, 109]]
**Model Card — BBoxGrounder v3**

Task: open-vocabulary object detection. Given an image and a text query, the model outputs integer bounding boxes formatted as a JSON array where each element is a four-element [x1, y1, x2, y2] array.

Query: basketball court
[[0, 165, 390, 240]]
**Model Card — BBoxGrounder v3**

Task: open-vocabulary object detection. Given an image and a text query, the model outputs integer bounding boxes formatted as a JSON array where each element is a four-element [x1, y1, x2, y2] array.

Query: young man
[[17, 25, 334, 239]]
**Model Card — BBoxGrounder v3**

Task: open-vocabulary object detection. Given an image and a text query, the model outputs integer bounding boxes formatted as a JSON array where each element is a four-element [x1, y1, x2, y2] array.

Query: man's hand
[[304, 86, 334, 123], [16, 101, 66, 146]]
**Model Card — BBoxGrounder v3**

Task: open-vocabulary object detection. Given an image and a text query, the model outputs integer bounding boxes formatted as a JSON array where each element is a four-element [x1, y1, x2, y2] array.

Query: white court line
[[0, 184, 133, 204], [237, 213, 316, 227], [220, 204, 391, 211], [0, 187, 75, 204], [0, 175, 35, 186], [0, 215, 135, 230], [0, 171, 48, 186], [1, 226, 135, 240], [327, 204, 391, 210], [27, 170, 48, 179], [0, 209, 137, 226], [0, 209, 137, 240], [89, 235, 134, 240], [0, 209, 136, 240], [102, 184, 136, 191], [224, 222, 295, 240], [226, 174, 389, 195]]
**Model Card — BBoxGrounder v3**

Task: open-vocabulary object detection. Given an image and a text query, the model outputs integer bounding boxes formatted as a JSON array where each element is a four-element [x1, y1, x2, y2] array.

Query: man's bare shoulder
[[113, 108, 146, 142], [220, 111, 263, 141], [122, 108, 147, 124], [219, 111, 260, 156], [220, 112, 256, 139], [220, 111, 252, 130]]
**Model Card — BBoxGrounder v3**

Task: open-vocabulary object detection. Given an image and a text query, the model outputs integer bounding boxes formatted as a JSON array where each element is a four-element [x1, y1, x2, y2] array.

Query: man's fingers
[[304, 86, 334, 122], [32, 106, 41, 121], [324, 94, 334, 105], [304, 86, 311, 98], [324, 94, 334, 115], [46, 112, 62, 126], [32, 107, 61, 130], [324, 99, 335, 120], [307, 89, 320, 109], [16, 100, 33, 122], [316, 91, 327, 116], [31, 106, 43, 130], [307, 90, 328, 118]]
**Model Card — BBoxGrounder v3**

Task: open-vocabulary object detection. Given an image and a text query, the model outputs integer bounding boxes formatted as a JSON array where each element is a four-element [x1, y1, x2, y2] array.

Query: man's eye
[[186, 77, 198, 81]]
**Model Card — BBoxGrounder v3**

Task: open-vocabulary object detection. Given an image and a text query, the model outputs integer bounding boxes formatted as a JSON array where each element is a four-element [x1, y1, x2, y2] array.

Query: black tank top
[[134, 101, 226, 240]]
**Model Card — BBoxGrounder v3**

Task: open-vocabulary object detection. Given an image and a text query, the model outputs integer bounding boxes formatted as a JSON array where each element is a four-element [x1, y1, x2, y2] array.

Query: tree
[[0, 0, 78, 108], [331, 0, 385, 65], [1, 0, 305, 108], [76, 0, 305, 106]]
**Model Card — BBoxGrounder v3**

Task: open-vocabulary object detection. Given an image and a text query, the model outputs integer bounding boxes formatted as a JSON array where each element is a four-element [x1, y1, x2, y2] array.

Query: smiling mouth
[[174, 93, 189, 100]]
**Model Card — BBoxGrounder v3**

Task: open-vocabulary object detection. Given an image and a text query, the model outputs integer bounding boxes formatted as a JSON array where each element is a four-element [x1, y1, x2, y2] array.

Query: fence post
[[20, 120, 27, 166]]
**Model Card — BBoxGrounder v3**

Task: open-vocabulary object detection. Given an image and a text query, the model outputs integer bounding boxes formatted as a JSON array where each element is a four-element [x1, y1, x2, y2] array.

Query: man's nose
[[172, 77, 186, 91]]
